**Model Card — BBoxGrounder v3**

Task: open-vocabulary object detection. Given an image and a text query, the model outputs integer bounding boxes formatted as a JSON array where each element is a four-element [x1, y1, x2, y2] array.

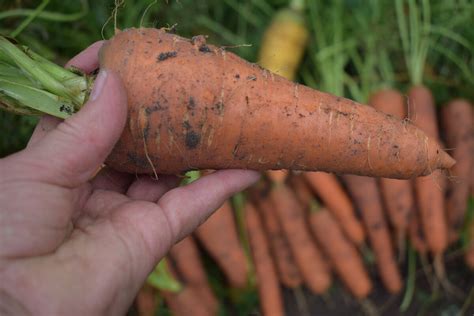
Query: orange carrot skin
[[136, 285, 157, 316], [288, 174, 315, 208], [370, 89, 415, 243], [254, 193, 303, 288], [266, 170, 289, 184], [343, 175, 403, 294], [302, 172, 365, 245], [309, 209, 372, 298], [441, 99, 473, 241], [162, 286, 214, 316], [169, 237, 219, 313], [100, 28, 453, 179], [409, 86, 448, 255], [195, 200, 248, 288], [245, 202, 285, 316], [270, 184, 331, 294]]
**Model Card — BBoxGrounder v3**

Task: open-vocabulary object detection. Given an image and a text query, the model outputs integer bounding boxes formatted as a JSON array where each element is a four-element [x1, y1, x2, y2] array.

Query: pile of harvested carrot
[[137, 118, 472, 315]]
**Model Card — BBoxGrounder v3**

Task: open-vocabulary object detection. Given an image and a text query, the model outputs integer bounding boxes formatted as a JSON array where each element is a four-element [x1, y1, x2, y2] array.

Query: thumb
[[18, 70, 128, 187]]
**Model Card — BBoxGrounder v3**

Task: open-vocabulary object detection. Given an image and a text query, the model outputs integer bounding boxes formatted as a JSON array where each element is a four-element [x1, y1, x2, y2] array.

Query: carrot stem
[[0, 35, 89, 116]]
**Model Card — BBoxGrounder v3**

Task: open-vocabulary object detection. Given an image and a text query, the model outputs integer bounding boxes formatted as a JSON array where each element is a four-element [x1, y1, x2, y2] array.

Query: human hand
[[0, 42, 260, 315]]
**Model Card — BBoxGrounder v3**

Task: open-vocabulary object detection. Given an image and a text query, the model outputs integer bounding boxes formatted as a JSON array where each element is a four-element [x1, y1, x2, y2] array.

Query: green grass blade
[[10, 0, 51, 38], [400, 245, 416, 312], [147, 260, 182, 293], [0, 0, 88, 22]]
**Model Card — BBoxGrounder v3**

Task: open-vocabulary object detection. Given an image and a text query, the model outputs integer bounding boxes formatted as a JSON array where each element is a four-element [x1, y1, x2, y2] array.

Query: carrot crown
[[0, 35, 91, 119]]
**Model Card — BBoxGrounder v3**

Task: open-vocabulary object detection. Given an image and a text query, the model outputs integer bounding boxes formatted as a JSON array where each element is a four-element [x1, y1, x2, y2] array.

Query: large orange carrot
[[302, 172, 365, 245], [169, 237, 218, 314], [252, 190, 302, 288], [195, 200, 249, 288], [269, 184, 331, 294], [343, 175, 403, 294], [245, 202, 285, 316], [369, 89, 415, 249], [309, 207, 372, 298], [408, 85, 448, 256], [96, 28, 453, 179], [441, 99, 473, 242]]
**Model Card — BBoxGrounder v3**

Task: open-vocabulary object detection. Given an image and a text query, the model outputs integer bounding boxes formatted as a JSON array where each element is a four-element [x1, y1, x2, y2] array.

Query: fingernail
[[89, 69, 108, 101]]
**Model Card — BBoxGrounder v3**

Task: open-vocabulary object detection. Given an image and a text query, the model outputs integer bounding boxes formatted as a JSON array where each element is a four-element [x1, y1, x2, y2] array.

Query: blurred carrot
[[408, 86, 448, 257], [309, 206, 372, 298], [266, 170, 289, 184], [408, 210, 428, 255], [441, 99, 473, 242], [195, 200, 249, 288], [343, 175, 403, 294], [157, 259, 214, 316], [136, 285, 158, 316], [162, 286, 215, 316], [270, 184, 331, 294], [252, 188, 302, 288], [169, 237, 219, 314], [288, 174, 314, 208], [369, 89, 415, 254], [303, 172, 365, 245], [290, 174, 372, 298], [245, 201, 285, 316]]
